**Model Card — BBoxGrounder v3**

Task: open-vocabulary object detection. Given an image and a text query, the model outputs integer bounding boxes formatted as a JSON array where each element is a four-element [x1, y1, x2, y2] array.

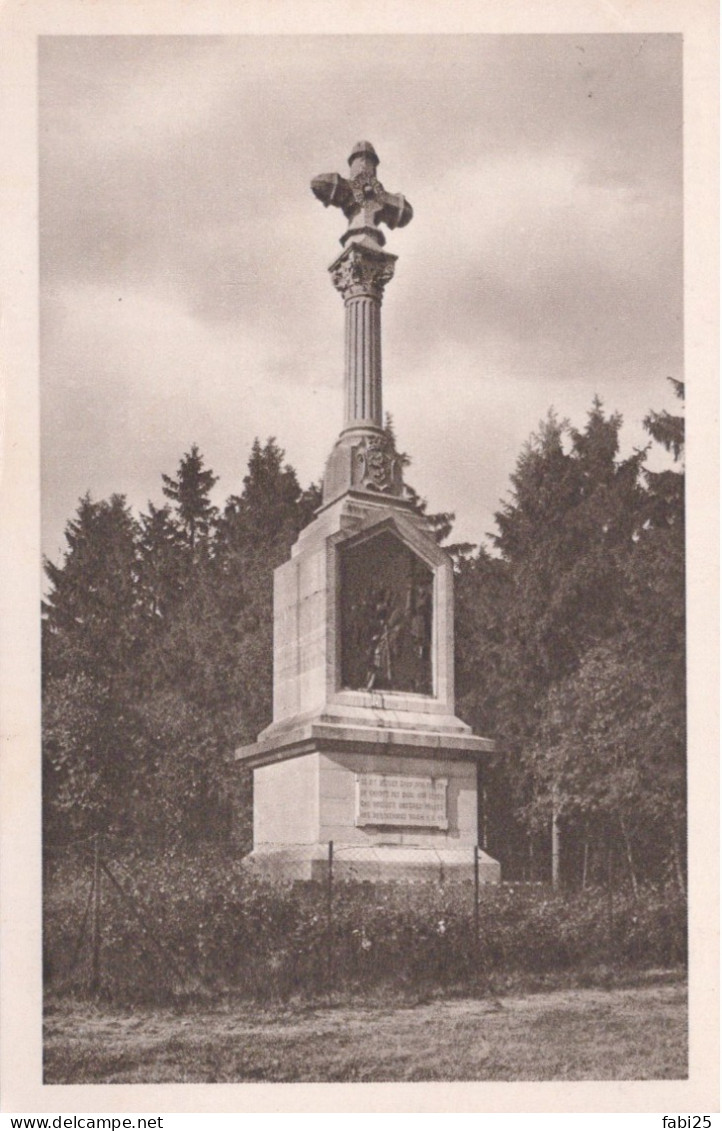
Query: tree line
[[42, 386, 685, 888]]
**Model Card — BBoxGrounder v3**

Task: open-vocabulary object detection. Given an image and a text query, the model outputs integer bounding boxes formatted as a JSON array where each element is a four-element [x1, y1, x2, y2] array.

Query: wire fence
[[44, 833, 197, 996], [42, 832, 683, 1002]]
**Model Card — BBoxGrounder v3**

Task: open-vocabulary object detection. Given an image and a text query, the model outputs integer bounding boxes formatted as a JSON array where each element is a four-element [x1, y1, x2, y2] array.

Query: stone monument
[[235, 142, 500, 882]]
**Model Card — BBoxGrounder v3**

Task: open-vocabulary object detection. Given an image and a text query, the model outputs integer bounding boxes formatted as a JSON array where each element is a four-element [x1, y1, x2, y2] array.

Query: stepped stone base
[[242, 842, 500, 884], [236, 742, 501, 885]]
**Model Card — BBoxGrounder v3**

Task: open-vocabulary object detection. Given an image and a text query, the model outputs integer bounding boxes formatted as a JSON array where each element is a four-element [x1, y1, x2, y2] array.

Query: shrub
[[42, 844, 687, 1004]]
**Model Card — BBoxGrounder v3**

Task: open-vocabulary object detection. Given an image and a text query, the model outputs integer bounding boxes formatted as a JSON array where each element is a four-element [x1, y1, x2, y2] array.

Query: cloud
[[394, 144, 681, 390], [39, 34, 683, 559], [41, 279, 339, 559]]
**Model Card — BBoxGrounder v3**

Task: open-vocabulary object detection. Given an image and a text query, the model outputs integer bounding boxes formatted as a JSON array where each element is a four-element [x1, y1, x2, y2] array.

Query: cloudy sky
[[39, 34, 683, 560]]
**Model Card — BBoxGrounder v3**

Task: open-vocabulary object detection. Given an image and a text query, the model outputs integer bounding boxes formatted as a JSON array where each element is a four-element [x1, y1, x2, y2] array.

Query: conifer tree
[[43, 493, 141, 682], [161, 443, 219, 555], [458, 401, 652, 880], [133, 440, 320, 843], [42, 494, 143, 835], [137, 502, 185, 622], [461, 392, 685, 886]]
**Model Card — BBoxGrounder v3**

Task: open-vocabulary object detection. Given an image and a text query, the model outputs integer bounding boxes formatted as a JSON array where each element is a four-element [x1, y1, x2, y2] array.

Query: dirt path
[[44, 981, 687, 1083]]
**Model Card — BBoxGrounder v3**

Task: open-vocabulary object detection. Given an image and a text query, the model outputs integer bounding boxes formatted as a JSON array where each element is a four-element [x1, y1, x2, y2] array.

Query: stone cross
[[312, 144, 412, 494], [311, 140, 413, 250]]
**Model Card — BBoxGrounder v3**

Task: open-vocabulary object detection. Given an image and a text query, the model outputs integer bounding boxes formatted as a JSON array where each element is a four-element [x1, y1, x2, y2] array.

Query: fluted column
[[330, 243, 396, 433]]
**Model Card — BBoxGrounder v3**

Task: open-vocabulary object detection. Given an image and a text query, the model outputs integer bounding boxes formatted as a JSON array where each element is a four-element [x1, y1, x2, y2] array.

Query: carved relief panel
[[339, 530, 434, 696]]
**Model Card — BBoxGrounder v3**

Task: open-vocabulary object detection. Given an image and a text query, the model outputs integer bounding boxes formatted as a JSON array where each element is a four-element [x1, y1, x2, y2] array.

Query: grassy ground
[[44, 975, 687, 1083]]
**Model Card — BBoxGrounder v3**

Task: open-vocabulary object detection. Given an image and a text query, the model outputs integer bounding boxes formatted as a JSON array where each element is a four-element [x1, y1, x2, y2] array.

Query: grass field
[[44, 976, 687, 1083]]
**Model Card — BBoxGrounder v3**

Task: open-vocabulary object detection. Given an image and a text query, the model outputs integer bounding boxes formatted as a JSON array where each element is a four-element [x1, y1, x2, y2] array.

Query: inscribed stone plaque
[[355, 774, 448, 829], [339, 530, 433, 695]]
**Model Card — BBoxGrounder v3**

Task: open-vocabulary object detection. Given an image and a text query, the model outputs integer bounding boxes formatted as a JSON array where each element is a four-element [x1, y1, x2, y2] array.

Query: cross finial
[[311, 141, 413, 249]]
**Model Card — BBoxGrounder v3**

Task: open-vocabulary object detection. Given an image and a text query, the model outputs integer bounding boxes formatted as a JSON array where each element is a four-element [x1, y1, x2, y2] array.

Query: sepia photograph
[[1, 0, 718, 1117]]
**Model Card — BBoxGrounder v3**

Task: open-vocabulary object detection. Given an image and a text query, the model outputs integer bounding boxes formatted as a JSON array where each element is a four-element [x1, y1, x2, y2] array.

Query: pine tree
[[132, 440, 320, 843], [478, 392, 686, 887], [42, 494, 144, 835], [137, 502, 185, 622], [644, 378, 685, 461], [218, 437, 319, 563], [43, 493, 141, 682], [161, 444, 219, 556], [215, 439, 319, 735], [459, 400, 654, 881], [492, 403, 644, 732]]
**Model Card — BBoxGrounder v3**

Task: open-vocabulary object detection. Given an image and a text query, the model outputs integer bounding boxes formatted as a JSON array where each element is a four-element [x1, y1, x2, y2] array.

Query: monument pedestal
[[240, 735, 499, 883], [236, 492, 500, 883]]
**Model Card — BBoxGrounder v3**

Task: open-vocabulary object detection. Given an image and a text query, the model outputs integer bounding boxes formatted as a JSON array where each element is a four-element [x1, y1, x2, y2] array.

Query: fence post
[[607, 832, 614, 957], [90, 832, 102, 994], [473, 844, 480, 948], [326, 841, 334, 987], [551, 788, 560, 889]]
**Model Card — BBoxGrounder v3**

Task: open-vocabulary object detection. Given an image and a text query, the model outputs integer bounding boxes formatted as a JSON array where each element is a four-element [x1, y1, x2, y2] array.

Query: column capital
[[329, 242, 397, 303]]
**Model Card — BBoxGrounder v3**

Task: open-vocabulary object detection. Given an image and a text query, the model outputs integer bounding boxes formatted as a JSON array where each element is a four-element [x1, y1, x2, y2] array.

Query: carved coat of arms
[[354, 434, 401, 494]]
